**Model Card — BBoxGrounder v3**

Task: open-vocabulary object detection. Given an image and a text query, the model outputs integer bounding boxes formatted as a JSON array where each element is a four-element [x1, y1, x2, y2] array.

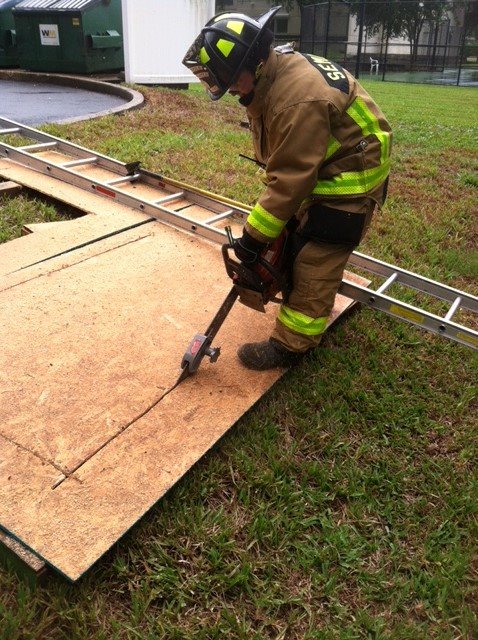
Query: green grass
[[0, 81, 477, 639], [0, 192, 78, 243]]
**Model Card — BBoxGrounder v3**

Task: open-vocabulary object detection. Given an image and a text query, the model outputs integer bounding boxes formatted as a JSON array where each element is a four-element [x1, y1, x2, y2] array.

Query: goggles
[[182, 33, 228, 100]]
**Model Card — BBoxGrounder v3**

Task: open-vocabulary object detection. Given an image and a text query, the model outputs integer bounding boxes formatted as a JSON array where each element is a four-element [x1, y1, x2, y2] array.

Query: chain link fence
[[299, 1, 478, 86]]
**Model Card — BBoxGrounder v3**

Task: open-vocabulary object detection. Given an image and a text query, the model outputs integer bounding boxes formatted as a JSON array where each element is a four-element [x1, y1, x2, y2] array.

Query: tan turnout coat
[[244, 47, 392, 244]]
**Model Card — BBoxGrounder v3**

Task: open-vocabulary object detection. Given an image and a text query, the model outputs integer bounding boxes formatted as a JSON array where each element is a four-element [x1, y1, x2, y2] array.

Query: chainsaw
[[177, 225, 292, 383]]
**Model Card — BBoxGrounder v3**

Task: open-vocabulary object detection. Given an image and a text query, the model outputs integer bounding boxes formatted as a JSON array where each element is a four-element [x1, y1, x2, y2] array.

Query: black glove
[[233, 230, 267, 265]]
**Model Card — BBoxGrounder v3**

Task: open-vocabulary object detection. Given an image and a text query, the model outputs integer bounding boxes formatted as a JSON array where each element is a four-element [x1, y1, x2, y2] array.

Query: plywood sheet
[[0, 530, 46, 575], [0, 160, 369, 581], [0, 158, 147, 275], [0, 223, 230, 472], [1, 278, 364, 582], [0, 180, 22, 195], [0, 158, 244, 277]]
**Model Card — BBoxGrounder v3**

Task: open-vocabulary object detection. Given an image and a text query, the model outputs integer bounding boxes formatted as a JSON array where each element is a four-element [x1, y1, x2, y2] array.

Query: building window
[[275, 16, 289, 34]]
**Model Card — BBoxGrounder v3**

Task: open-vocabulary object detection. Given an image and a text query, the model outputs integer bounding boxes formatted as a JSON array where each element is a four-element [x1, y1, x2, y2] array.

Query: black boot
[[237, 339, 304, 371]]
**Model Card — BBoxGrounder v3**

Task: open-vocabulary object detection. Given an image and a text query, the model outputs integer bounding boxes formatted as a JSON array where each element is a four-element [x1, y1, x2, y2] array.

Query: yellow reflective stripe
[[278, 305, 328, 336], [227, 20, 244, 35], [313, 97, 391, 197], [199, 47, 210, 65], [346, 96, 391, 164], [325, 135, 341, 161], [247, 203, 287, 239], [313, 159, 390, 196], [216, 38, 234, 58]]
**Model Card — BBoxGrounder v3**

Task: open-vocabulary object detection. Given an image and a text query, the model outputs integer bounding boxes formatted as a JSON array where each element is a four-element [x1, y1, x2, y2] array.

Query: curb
[[0, 69, 144, 124]]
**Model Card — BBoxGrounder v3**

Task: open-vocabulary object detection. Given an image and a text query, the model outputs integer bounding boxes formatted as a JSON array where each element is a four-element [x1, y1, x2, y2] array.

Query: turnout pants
[[272, 240, 354, 352], [271, 198, 378, 353]]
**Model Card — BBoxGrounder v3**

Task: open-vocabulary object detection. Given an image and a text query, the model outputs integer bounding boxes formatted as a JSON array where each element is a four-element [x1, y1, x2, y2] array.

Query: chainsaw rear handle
[[221, 241, 289, 303], [222, 232, 285, 283], [222, 242, 260, 288]]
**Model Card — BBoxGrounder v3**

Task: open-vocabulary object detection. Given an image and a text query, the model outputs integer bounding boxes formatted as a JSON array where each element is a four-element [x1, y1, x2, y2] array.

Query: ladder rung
[[19, 142, 58, 152], [153, 191, 184, 205], [203, 210, 235, 225], [0, 127, 21, 135], [106, 173, 141, 186], [61, 156, 98, 168], [376, 272, 398, 294], [444, 296, 462, 322]]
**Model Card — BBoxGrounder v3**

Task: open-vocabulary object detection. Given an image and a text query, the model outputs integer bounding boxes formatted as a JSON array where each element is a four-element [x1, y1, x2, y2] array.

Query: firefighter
[[183, 6, 392, 370]]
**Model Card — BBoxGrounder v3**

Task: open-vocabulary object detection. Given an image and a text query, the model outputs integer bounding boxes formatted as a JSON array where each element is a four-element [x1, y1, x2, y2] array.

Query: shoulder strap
[[274, 42, 295, 55]]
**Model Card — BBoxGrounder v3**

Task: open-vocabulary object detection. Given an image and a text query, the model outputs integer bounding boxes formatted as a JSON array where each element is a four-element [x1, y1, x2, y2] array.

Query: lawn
[[0, 80, 477, 639]]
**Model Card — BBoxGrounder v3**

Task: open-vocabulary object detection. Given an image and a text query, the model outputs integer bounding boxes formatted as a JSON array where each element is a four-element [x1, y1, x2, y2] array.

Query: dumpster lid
[[14, 0, 104, 10]]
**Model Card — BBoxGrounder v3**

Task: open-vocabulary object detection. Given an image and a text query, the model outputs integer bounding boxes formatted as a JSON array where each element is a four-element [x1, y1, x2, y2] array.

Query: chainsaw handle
[[221, 243, 265, 287], [221, 243, 289, 304]]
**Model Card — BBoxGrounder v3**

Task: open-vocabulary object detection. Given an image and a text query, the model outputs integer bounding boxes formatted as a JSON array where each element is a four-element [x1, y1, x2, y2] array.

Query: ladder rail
[[339, 279, 478, 350], [349, 251, 478, 312], [0, 117, 133, 176], [0, 117, 251, 219], [0, 138, 249, 236], [0, 139, 230, 244]]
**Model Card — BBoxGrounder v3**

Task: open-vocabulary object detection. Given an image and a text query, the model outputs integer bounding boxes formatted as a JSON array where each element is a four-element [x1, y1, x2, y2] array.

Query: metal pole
[[355, 0, 366, 78], [457, 25, 466, 86], [324, 0, 332, 58], [382, 26, 389, 81], [314, 4, 318, 54], [431, 21, 439, 71]]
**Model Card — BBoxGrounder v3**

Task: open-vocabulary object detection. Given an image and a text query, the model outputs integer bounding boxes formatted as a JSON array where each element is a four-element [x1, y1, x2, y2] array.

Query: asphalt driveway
[[1, 78, 129, 125]]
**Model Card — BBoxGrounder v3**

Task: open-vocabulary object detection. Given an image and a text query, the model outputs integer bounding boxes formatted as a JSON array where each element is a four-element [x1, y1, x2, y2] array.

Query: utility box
[[121, 0, 215, 85], [0, 0, 21, 67], [13, 0, 124, 73]]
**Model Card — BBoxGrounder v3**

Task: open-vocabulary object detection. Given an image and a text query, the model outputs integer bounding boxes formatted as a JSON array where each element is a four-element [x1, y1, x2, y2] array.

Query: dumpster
[[13, 0, 124, 73], [0, 0, 21, 67]]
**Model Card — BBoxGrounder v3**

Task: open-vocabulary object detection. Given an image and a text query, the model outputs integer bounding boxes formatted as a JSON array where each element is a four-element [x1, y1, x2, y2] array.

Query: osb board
[[0, 529, 46, 575], [0, 158, 143, 219], [0, 159, 242, 277], [0, 180, 22, 195], [1, 223, 232, 473], [0, 158, 145, 275], [0, 162, 369, 581]]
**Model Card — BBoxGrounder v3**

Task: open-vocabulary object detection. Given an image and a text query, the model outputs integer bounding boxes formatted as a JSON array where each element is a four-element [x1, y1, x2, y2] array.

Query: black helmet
[[182, 6, 281, 101]]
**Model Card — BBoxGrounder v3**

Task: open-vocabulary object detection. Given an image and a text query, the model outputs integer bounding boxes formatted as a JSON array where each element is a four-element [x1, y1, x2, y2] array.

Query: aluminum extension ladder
[[0, 117, 476, 351]]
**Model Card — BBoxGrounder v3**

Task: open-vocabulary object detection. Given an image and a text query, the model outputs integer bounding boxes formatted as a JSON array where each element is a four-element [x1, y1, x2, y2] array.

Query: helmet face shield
[[182, 33, 227, 100]]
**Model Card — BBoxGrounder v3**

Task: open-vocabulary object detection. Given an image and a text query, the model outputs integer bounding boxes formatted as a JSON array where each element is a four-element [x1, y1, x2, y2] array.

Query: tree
[[452, 0, 478, 39]]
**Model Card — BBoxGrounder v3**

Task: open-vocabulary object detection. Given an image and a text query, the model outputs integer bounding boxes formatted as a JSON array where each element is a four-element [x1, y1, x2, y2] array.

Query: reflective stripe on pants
[[272, 240, 355, 352]]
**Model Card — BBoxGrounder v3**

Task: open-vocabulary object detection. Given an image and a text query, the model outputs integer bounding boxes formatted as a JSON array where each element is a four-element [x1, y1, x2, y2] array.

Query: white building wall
[[121, 0, 215, 85]]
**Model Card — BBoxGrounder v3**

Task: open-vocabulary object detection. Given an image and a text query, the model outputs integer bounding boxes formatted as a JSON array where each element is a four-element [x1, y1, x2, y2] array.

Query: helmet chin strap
[[238, 60, 264, 106], [239, 91, 255, 106]]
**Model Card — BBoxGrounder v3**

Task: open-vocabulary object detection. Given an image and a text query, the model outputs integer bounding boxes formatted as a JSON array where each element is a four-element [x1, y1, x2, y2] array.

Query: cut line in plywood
[[0, 160, 369, 581]]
